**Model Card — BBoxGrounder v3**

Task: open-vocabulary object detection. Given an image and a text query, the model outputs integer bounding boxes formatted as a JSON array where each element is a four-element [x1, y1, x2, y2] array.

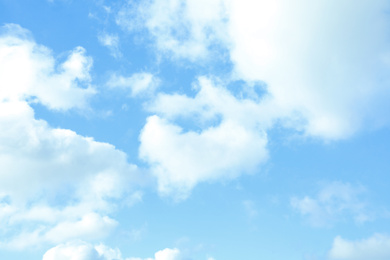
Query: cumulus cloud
[[107, 72, 159, 97], [0, 24, 140, 249], [139, 77, 268, 199], [4, 213, 118, 250], [117, 0, 390, 140], [226, 0, 390, 139], [114, 0, 390, 201], [0, 103, 136, 205], [0, 24, 95, 110], [154, 248, 181, 260], [328, 234, 390, 260], [43, 241, 102, 260], [43, 242, 186, 260], [291, 182, 370, 227]]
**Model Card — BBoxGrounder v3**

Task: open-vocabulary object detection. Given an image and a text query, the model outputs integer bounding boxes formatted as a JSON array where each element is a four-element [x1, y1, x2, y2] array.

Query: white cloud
[[43, 242, 185, 260], [139, 77, 268, 199], [115, 0, 390, 200], [43, 241, 102, 260], [0, 102, 136, 205], [154, 248, 181, 260], [117, 0, 390, 140], [0, 24, 95, 110], [291, 182, 370, 227], [225, 0, 390, 139], [328, 234, 390, 260], [42, 241, 129, 260], [95, 243, 124, 260], [5, 213, 118, 250], [98, 32, 121, 58], [0, 24, 141, 249], [116, 0, 228, 61], [107, 72, 159, 97], [44, 213, 118, 244]]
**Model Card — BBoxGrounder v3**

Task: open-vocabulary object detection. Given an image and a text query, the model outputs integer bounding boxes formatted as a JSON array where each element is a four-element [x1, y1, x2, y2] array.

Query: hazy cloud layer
[[328, 234, 390, 260], [291, 182, 370, 226]]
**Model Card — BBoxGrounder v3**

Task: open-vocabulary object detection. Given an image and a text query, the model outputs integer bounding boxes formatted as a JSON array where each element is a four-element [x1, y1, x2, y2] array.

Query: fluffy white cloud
[[0, 24, 95, 110], [154, 248, 181, 260], [291, 182, 370, 226], [44, 213, 118, 244], [107, 72, 159, 97], [43, 241, 102, 260], [328, 234, 390, 260], [115, 0, 390, 201], [43, 241, 128, 260], [43, 242, 185, 260], [140, 77, 268, 199], [117, 0, 390, 140], [226, 0, 390, 139], [0, 101, 136, 205], [5, 213, 118, 250], [0, 24, 140, 249]]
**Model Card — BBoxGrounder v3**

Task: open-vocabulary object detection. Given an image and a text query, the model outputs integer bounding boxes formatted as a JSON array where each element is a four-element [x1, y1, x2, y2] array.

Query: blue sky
[[1, 0, 390, 259]]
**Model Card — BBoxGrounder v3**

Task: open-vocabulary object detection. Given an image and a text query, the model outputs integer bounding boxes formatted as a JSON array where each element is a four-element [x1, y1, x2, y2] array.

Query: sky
[[1, 0, 390, 259]]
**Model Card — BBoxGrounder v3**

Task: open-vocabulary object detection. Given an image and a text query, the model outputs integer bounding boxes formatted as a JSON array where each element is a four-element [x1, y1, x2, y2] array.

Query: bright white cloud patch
[[225, 0, 390, 139], [107, 72, 159, 97], [43, 242, 186, 260], [140, 77, 268, 199], [0, 99, 138, 248], [0, 24, 140, 249], [43, 241, 126, 260], [118, 0, 390, 140], [154, 248, 181, 260], [291, 182, 370, 227], [0, 24, 95, 110], [328, 234, 390, 260], [43, 241, 102, 260]]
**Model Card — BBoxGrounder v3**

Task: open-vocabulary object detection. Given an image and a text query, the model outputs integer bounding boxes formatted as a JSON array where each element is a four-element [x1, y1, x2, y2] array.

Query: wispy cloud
[[107, 72, 160, 97], [98, 32, 121, 58], [116, 0, 228, 61], [243, 200, 258, 219], [291, 182, 371, 227]]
